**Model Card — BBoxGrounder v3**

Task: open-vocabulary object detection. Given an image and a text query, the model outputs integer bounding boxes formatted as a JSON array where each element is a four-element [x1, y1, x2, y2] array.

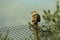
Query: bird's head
[[31, 11, 38, 15]]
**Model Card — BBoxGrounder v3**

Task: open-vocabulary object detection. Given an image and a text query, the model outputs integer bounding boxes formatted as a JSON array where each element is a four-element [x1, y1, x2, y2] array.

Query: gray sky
[[0, 0, 60, 26]]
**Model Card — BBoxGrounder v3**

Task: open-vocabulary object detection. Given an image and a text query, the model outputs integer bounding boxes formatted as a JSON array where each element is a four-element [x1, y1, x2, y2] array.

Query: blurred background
[[0, 0, 60, 26]]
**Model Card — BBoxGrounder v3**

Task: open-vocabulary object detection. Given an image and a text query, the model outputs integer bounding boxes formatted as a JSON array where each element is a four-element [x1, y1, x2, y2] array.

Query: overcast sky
[[0, 0, 60, 26]]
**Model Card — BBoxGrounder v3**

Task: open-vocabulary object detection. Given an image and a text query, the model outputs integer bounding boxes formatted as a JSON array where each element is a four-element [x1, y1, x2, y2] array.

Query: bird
[[31, 11, 41, 24]]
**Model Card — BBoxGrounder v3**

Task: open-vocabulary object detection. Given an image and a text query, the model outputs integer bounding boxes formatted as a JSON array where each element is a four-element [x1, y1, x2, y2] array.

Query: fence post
[[33, 23, 38, 40]]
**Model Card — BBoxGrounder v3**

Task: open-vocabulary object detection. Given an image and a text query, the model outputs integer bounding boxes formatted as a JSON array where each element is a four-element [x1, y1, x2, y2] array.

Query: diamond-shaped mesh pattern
[[0, 25, 35, 40]]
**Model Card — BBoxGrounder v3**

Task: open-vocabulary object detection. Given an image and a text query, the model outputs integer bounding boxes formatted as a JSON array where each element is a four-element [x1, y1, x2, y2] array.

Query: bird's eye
[[34, 17, 35, 18]]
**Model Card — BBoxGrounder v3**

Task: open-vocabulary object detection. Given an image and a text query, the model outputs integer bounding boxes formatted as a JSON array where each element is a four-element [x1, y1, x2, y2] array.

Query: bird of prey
[[31, 11, 41, 24]]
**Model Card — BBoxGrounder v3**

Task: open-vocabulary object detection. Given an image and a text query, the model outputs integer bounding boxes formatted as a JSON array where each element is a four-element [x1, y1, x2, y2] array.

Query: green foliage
[[40, 1, 60, 40]]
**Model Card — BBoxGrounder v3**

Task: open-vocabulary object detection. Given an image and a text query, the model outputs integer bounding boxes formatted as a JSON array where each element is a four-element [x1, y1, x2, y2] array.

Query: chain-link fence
[[0, 25, 36, 40]]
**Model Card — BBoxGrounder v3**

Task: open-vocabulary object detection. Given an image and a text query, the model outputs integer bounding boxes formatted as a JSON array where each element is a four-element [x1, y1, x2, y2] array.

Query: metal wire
[[0, 25, 35, 40]]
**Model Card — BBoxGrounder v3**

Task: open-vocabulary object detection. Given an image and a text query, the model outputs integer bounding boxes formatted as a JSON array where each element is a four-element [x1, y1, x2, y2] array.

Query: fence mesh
[[0, 25, 35, 40]]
